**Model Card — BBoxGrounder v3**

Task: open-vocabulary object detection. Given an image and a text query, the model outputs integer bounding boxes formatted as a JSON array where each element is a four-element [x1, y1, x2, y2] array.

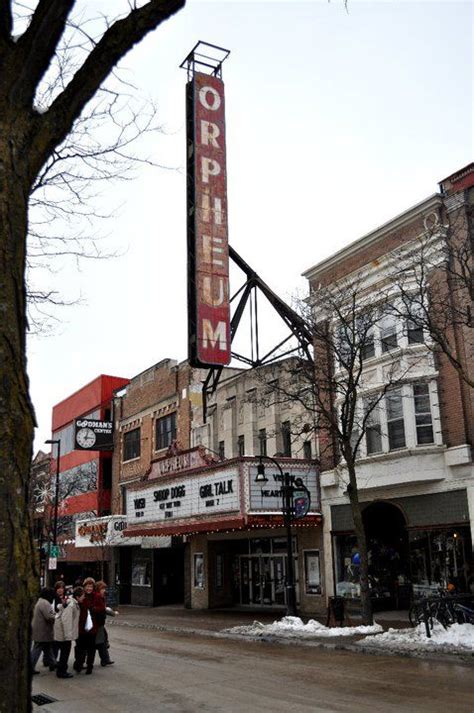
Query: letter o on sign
[[199, 85, 221, 111]]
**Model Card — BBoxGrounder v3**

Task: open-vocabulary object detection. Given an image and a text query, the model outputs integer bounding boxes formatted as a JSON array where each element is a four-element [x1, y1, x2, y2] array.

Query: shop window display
[[409, 527, 472, 592]]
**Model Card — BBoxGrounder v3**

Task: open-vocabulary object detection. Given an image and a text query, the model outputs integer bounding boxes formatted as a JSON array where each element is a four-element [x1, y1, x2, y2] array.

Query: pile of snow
[[224, 615, 383, 638], [357, 622, 474, 655]]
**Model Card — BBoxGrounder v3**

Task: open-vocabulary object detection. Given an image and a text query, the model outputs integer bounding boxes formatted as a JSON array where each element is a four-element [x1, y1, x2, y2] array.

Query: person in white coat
[[54, 586, 84, 678]]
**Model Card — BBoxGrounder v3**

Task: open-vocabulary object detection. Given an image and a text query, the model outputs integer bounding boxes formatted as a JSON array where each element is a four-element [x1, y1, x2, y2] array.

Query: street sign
[[50, 545, 59, 558], [48, 557, 57, 570]]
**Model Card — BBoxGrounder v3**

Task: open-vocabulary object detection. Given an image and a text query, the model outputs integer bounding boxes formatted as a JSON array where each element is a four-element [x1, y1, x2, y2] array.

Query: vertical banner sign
[[187, 72, 231, 366]]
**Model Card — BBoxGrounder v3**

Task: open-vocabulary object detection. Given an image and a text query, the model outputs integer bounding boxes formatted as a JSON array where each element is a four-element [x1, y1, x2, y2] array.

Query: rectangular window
[[303, 441, 312, 459], [237, 435, 245, 456], [413, 383, 434, 444], [123, 427, 140, 461], [361, 332, 375, 360], [386, 390, 406, 450], [258, 429, 267, 457], [357, 315, 375, 361], [218, 441, 225, 459], [282, 421, 292, 457], [365, 402, 382, 454], [155, 412, 176, 450], [407, 319, 424, 345], [337, 325, 352, 365], [380, 310, 398, 353]]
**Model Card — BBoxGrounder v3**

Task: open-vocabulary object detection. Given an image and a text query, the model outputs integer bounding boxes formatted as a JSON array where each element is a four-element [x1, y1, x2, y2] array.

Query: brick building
[[50, 374, 129, 583], [122, 360, 322, 615], [303, 164, 473, 608], [111, 359, 210, 606]]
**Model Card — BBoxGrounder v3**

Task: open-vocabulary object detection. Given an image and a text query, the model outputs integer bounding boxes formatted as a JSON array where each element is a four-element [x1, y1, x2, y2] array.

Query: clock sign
[[76, 427, 97, 449], [74, 418, 114, 451]]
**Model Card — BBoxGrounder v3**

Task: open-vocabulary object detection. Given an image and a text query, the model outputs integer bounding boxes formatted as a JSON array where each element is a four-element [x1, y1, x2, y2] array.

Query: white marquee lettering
[[201, 194, 223, 225], [202, 276, 226, 307], [202, 319, 227, 350], [202, 235, 224, 267], [201, 120, 220, 148], [201, 157, 221, 183], [199, 85, 221, 111]]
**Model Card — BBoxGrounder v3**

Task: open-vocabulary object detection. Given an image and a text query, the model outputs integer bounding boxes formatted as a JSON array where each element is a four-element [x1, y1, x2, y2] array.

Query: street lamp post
[[45, 438, 61, 576], [255, 455, 297, 616]]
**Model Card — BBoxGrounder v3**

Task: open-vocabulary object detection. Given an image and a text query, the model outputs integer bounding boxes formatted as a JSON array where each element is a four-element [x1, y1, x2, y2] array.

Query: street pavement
[[32, 610, 473, 713]]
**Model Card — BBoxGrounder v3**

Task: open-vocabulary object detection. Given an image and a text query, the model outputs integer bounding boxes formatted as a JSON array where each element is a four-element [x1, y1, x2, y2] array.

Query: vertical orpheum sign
[[187, 72, 231, 366]]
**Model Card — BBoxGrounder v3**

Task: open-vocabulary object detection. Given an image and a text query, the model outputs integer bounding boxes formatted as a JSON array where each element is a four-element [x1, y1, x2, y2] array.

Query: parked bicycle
[[409, 590, 474, 632]]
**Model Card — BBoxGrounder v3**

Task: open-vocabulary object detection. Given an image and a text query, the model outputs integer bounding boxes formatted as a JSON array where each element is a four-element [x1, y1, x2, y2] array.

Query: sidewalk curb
[[108, 619, 474, 665]]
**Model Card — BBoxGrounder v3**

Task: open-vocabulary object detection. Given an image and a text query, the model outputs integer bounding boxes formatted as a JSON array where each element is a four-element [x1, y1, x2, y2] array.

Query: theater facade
[[122, 447, 323, 614]]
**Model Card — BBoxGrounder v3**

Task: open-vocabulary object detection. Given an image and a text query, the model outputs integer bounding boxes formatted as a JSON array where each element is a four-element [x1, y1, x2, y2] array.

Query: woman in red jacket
[[73, 577, 105, 675]]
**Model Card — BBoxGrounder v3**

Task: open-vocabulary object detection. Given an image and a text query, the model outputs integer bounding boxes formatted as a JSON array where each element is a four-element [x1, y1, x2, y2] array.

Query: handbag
[[84, 610, 93, 632]]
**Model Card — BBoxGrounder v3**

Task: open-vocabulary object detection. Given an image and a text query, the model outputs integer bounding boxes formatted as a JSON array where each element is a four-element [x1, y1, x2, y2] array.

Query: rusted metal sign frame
[[185, 46, 231, 367]]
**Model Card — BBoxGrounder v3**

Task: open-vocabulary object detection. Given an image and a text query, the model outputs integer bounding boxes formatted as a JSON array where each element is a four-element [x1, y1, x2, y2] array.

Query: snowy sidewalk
[[223, 615, 474, 660], [108, 607, 474, 661]]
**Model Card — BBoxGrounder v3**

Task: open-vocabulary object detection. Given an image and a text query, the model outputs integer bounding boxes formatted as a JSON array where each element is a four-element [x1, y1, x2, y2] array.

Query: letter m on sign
[[186, 70, 231, 367]]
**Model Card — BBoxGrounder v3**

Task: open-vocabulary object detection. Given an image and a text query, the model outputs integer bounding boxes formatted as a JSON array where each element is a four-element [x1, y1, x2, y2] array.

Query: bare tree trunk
[[346, 461, 373, 625], [0, 141, 38, 711]]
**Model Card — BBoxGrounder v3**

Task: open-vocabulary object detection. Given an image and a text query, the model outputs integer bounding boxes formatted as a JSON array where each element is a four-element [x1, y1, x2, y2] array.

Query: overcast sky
[[27, 0, 472, 451]]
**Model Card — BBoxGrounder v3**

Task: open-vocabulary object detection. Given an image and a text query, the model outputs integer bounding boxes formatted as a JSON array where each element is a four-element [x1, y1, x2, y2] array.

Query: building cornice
[[302, 193, 442, 282]]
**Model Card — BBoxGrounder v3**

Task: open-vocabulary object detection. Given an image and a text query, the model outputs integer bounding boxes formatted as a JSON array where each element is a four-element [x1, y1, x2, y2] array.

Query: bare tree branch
[[31, 0, 185, 172]]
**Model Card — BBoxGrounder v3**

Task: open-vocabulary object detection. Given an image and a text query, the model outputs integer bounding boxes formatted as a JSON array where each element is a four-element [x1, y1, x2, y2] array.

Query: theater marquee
[[186, 71, 231, 367]]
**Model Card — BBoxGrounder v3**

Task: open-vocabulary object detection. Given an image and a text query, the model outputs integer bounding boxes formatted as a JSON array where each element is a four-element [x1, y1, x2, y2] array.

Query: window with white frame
[[365, 401, 382, 454], [380, 309, 398, 353], [385, 389, 406, 450], [413, 383, 434, 444]]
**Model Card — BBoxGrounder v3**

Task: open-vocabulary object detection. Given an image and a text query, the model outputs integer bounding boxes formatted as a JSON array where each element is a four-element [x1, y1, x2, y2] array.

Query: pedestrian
[[54, 586, 84, 678], [53, 580, 68, 612], [31, 588, 57, 674], [74, 577, 105, 675], [94, 581, 118, 666], [50, 580, 68, 661]]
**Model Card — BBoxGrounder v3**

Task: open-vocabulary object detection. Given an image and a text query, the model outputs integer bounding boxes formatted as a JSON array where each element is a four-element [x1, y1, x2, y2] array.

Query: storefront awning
[[123, 514, 322, 539]]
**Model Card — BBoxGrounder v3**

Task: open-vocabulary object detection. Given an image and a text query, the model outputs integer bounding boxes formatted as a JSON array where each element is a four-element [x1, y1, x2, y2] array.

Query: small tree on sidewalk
[[262, 273, 422, 625]]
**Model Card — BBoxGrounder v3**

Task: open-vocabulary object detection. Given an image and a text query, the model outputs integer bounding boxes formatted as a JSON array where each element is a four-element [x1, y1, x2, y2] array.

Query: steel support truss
[[202, 245, 314, 421]]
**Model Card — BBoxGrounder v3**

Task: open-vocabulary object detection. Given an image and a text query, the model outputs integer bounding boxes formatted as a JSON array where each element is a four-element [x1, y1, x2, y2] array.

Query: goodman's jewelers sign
[[248, 465, 320, 515], [126, 469, 240, 525], [75, 515, 142, 547]]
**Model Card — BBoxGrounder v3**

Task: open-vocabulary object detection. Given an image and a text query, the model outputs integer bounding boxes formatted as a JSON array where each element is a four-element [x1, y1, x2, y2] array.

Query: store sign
[[148, 447, 211, 480], [249, 465, 320, 514], [74, 418, 114, 451], [186, 71, 231, 367], [126, 469, 240, 524], [48, 557, 57, 570], [75, 515, 141, 547]]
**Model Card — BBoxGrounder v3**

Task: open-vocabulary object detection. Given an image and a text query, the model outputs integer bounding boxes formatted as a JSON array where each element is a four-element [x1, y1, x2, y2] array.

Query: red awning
[[123, 514, 322, 538]]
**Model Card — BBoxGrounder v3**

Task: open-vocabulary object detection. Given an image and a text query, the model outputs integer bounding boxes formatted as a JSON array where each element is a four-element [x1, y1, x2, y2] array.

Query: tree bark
[[0, 125, 38, 712], [346, 460, 373, 625], [0, 4, 186, 708]]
